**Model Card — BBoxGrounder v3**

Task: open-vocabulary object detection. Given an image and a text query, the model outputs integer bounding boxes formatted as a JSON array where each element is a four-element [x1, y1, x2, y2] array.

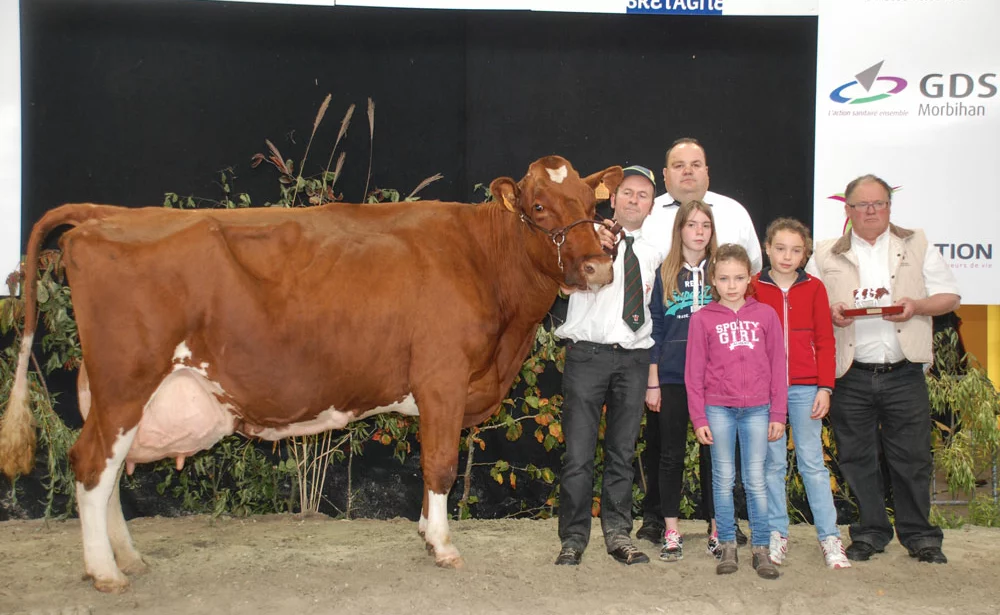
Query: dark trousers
[[559, 341, 648, 552], [830, 362, 943, 552], [641, 384, 714, 522]]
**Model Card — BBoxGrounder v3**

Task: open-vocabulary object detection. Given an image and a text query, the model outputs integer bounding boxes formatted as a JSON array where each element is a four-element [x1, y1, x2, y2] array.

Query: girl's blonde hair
[[659, 200, 717, 306], [764, 217, 813, 266], [708, 243, 752, 301]]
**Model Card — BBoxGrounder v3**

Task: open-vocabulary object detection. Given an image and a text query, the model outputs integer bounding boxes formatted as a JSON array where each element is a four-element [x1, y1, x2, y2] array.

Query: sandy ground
[[0, 515, 997, 615]]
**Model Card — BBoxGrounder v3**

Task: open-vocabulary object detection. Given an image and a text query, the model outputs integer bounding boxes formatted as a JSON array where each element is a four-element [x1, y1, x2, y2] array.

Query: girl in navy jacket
[[645, 200, 717, 563]]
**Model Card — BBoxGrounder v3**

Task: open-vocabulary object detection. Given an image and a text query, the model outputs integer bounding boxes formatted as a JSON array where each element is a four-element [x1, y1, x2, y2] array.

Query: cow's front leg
[[72, 422, 138, 593], [414, 386, 465, 569]]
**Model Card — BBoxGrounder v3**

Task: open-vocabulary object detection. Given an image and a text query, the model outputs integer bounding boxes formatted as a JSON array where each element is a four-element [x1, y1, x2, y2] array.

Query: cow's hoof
[[434, 554, 465, 569], [92, 574, 130, 593], [424, 542, 435, 555], [118, 556, 150, 576]]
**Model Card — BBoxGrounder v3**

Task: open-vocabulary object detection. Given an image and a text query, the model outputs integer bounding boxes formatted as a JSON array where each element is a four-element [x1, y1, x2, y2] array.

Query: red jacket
[[752, 268, 836, 390]]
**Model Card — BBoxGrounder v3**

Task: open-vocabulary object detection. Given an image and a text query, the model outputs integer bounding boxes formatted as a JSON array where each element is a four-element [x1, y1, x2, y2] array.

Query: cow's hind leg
[[107, 464, 148, 575], [414, 383, 466, 569], [73, 423, 138, 593]]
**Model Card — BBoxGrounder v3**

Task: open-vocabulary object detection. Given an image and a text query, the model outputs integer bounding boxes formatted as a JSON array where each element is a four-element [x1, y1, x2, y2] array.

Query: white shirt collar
[[850, 227, 891, 251]]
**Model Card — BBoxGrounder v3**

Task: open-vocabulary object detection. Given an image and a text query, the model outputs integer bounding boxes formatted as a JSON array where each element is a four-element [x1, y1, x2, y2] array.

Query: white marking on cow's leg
[[418, 512, 428, 537], [79, 426, 137, 593], [425, 490, 463, 568], [546, 164, 568, 184], [107, 463, 147, 576]]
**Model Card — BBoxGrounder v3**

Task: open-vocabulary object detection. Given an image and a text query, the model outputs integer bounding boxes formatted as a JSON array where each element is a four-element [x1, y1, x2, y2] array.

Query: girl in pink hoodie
[[685, 243, 787, 579]]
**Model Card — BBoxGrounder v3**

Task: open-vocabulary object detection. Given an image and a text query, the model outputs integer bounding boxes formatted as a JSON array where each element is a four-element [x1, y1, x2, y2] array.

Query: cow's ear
[[490, 177, 519, 212], [584, 166, 624, 201]]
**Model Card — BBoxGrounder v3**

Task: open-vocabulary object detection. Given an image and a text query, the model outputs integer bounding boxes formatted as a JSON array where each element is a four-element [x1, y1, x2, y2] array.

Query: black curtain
[[21, 0, 817, 246]]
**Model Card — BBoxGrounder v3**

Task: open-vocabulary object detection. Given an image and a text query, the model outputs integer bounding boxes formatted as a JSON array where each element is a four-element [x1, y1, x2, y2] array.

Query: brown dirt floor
[[1, 516, 997, 615]]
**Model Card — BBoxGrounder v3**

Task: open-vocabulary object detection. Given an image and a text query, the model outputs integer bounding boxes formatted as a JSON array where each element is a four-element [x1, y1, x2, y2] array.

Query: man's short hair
[[844, 174, 894, 203], [664, 137, 706, 167]]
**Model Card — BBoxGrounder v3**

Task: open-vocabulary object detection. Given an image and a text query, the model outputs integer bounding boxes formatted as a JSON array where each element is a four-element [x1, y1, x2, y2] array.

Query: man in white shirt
[[806, 174, 960, 565], [652, 138, 762, 273], [554, 165, 671, 567], [639, 138, 760, 547]]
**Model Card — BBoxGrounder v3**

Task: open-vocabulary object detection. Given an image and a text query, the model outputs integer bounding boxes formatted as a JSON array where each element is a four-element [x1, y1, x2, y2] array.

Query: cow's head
[[490, 156, 621, 291]]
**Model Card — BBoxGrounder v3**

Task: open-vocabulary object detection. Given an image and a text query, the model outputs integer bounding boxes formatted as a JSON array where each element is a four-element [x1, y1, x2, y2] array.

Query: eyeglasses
[[846, 200, 889, 210]]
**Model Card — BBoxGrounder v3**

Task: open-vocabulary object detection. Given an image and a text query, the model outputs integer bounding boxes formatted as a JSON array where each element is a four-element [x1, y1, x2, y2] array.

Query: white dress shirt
[[652, 189, 763, 274], [555, 202, 672, 348], [805, 228, 961, 364]]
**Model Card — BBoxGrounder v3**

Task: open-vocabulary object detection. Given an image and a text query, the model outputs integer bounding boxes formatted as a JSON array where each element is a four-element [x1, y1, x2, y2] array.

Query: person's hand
[[596, 221, 616, 252], [695, 426, 713, 445], [831, 302, 855, 328], [811, 389, 831, 419], [884, 296, 917, 322], [767, 422, 785, 441], [645, 387, 661, 412]]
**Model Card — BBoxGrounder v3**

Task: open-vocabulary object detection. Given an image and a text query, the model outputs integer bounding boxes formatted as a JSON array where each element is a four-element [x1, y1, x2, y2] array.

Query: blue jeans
[[765, 385, 841, 540], [706, 404, 769, 547]]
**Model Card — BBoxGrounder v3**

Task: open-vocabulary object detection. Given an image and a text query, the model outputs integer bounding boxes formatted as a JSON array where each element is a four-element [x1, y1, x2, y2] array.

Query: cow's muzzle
[[576, 254, 614, 290]]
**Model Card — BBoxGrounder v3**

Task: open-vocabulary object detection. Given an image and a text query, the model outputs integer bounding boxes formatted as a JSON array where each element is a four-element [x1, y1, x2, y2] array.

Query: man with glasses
[[806, 174, 960, 564]]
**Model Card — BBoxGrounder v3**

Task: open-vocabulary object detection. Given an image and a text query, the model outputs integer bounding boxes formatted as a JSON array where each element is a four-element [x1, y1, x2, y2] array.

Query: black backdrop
[[13, 0, 819, 520], [20, 0, 817, 242]]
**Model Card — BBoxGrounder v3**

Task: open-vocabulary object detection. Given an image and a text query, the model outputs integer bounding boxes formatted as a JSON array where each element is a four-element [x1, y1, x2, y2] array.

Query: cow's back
[[60, 201, 528, 427]]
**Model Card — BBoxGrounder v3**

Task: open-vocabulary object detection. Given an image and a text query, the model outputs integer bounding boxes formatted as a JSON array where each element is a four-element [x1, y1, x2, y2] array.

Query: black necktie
[[621, 236, 644, 331]]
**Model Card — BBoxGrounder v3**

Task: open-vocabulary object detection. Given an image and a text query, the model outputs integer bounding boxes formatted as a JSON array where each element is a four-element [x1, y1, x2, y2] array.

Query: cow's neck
[[480, 202, 562, 322]]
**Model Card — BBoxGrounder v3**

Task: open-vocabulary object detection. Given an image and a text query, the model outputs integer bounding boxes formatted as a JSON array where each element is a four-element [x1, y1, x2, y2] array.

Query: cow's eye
[[533, 203, 544, 212]]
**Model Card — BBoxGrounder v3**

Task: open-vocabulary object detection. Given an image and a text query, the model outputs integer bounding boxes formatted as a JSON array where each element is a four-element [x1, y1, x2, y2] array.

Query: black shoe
[[910, 546, 948, 564], [735, 524, 749, 546], [635, 523, 665, 545], [609, 543, 650, 565], [845, 541, 883, 561], [555, 546, 583, 566]]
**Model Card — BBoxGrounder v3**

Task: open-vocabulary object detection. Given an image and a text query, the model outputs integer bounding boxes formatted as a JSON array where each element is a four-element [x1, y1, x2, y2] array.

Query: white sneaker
[[769, 530, 788, 566], [820, 536, 852, 569]]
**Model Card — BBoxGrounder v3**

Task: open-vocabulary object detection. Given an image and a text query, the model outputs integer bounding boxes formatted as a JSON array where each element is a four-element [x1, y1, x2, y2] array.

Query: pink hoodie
[[684, 297, 788, 430]]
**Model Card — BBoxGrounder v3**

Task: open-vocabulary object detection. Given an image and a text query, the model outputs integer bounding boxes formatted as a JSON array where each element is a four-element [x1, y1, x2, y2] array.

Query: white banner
[[814, 0, 1000, 305], [0, 1, 20, 292], [270, 0, 818, 15]]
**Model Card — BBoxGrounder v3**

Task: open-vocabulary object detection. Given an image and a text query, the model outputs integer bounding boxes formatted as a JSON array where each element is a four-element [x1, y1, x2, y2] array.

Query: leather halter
[[518, 212, 623, 271]]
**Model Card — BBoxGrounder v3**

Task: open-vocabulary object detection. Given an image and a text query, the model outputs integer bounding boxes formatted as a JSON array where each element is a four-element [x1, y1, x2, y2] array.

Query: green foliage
[[927, 328, 1000, 499], [163, 168, 252, 211], [968, 494, 1000, 527], [929, 505, 966, 530], [1, 255, 81, 518], [151, 436, 295, 517]]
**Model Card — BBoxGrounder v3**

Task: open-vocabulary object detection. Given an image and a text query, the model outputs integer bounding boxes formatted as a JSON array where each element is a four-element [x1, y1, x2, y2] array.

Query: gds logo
[[830, 61, 907, 104]]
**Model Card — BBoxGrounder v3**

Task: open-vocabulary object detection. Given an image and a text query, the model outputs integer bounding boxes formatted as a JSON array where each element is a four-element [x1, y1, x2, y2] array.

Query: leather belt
[[571, 341, 646, 353], [851, 360, 909, 373]]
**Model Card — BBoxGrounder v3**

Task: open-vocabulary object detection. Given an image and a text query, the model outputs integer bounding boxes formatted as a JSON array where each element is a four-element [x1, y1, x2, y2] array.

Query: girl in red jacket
[[753, 218, 851, 570]]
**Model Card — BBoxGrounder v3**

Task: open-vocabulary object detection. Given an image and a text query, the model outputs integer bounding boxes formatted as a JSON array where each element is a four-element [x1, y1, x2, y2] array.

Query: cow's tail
[[0, 203, 116, 479]]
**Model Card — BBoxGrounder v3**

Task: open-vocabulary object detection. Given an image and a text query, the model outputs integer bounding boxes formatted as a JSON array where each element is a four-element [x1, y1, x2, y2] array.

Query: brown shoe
[[716, 542, 738, 574], [752, 546, 780, 579], [608, 543, 650, 565]]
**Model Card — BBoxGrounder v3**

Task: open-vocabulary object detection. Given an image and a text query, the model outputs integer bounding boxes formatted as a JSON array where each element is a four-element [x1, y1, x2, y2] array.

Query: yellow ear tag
[[502, 193, 516, 212], [594, 182, 610, 200]]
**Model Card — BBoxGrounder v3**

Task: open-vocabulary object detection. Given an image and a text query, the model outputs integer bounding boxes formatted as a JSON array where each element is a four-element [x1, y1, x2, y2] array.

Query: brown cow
[[0, 156, 622, 592]]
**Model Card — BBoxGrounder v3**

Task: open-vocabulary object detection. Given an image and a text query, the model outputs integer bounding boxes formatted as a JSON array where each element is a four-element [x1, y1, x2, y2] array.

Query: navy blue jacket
[[649, 260, 713, 384]]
